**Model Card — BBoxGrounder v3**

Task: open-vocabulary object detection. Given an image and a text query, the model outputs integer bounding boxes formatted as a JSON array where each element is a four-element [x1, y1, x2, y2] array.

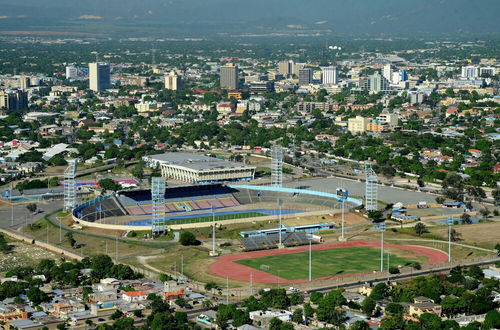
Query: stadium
[[72, 183, 363, 229]]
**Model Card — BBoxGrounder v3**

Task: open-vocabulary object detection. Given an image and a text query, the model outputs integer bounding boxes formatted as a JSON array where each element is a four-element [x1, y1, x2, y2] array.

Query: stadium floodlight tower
[[151, 176, 166, 236], [64, 159, 77, 212], [364, 160, 378, 212], [271, 144, 283, 188]]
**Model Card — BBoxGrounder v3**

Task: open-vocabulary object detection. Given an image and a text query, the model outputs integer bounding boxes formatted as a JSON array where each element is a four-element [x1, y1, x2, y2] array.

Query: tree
[[389, 266, 400, 274], [26, 287, 49, 305], [309, 291, 323, 304], [179, 232, 197, 246], [450, 229, 461, 242], [369, 283, 389, 300], [65, 232, 76, 248], [414, 222, 428, 236], [461, 213, 472, 224], [110, 310, 124, 320], [435, 196, 445, 204], [483, 310, 500, 330], [493, 189, 500, 206], [26, 203, 37, 214], [98, 178, 121, 192], [351, 320, 370, 330], [361, 297, 376, 316], [0, 233, 11, 253], [303, 302, 314, 318], [419, 312, 442, 329], [495, 243, 500, 256], [292, 308, 303, 324], [385, 303, 404, 315], [368, 210, 384, 222]]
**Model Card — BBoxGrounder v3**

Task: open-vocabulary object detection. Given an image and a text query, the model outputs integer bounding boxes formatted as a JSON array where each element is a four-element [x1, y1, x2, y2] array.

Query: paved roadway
[[0, 200, 63, 229], [284, 177, 437, 205]]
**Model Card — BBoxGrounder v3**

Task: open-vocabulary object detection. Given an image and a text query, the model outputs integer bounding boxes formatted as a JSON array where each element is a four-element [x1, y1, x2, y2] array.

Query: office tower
[[369, 72, 389, 92], [66, 66, 78, 80], [220, 63, 238, 89], [383, 64, 393, 82], [164, 71, 181, 90], [89, 62, 111, 91], [278, 60, 294, 77], [18, 76, 30, 90], [461, 66, 479, 79], [298, 68, 313, 85], [321, 66, 339, 85], [0, 90, 28, 112], [399, 69, 408, 81], [293, 63, 306, 76]]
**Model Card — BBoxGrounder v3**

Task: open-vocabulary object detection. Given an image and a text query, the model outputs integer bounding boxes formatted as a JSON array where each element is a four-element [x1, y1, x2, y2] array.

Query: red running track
[[209, 240, 448, 283]]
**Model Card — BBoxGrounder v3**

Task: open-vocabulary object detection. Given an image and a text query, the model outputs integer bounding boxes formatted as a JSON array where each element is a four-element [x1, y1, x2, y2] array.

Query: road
[[0, 200, 63, 229]]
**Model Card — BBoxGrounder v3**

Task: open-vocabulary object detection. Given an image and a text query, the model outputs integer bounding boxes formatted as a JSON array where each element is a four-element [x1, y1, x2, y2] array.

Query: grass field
[[235, 247, 426, 280], [160, 211, 267, 225]]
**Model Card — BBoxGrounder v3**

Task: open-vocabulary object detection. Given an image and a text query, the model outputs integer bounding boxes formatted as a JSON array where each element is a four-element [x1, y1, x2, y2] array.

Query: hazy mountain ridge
[[0, 0, 498, 37]]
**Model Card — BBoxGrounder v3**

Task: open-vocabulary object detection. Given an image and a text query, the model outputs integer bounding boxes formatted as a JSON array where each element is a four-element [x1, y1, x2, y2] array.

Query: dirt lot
[[431, 221, 500, 250]]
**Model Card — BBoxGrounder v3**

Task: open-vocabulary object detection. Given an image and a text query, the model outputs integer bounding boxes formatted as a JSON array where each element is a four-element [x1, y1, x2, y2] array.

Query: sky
[[0, 0, 499, 38]]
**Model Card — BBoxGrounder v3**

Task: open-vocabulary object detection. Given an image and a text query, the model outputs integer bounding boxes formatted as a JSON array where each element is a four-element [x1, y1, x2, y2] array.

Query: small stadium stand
[[74, 195, 127, 222], [241, 232, 315, 252]]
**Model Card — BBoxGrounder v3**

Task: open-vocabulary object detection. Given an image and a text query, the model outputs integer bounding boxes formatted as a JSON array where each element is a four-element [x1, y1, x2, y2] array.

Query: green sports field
[[235, 247, 426, 280], [160, 211, 266, 225]]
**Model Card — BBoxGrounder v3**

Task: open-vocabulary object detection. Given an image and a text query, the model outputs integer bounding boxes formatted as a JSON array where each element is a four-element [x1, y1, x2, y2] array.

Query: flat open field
[[235, 246, 425, 280], [431, 221, 500, 250], [211, 241, 448, 283]]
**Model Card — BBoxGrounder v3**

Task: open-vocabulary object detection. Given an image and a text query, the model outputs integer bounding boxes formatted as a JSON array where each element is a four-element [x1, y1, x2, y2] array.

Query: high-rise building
[[298, 68, 312, 85], [293, 63, 306, 76], [369, 72, 389, 93], [0, 90, 28, 112], [461, 66, 479, 79], [321, 66, 338, 85], [18, 76, 30, 90], [66, 66, 78, 80], [220, 63, 238, 90], [89, 62, 111, 91], [164, 71, 181, 90], [278, 60, 294, 77], [383, 64, 393, 82]]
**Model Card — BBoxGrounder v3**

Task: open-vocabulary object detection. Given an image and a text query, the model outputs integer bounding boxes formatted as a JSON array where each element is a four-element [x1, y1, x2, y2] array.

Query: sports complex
[[68, 178, 459, 284]]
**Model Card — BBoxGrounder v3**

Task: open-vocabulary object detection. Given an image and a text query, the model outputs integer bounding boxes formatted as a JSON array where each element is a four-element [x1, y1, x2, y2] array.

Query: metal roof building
[[143, 152, 255, 184]]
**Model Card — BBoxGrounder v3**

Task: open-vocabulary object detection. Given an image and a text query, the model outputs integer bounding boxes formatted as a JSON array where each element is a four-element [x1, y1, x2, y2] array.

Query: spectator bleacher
[[241, 232, 314, 251]]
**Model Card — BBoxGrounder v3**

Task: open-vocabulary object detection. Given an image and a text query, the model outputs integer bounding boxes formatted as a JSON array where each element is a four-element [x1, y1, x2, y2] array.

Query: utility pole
[[181, 255, 184, 276], [226, 277, 229, 304], [387, 252, 390, 282], [46, 223, 49, 244], [115, 235, 118, 262]]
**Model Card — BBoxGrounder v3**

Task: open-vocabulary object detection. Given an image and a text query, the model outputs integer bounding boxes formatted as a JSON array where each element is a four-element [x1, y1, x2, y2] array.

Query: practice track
[[210, 240, 448, 283]]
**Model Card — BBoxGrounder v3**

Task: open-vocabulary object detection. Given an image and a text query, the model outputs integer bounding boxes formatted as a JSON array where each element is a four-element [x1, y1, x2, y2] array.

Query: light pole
[[375, 222, 386, 272], [211, 206, 216, 256], [10, 182, 13, 227], [336, 188, 348, 241], [447, 216, 453, 263], [308, 234, 312, 281], [387, 252, 390, 282], [278, 199, 283, 247]]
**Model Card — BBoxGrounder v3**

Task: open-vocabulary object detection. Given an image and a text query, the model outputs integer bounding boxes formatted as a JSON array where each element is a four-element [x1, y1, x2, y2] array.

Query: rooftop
[[147, 152, 255, 171]]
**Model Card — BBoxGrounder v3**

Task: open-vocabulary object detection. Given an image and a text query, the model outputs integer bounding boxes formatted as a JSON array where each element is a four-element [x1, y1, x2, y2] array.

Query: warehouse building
[[143, 152, 256, 184]]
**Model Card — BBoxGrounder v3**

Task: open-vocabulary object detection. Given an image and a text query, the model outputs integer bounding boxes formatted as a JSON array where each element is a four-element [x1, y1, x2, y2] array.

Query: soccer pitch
[[235, 246, 425, 280]]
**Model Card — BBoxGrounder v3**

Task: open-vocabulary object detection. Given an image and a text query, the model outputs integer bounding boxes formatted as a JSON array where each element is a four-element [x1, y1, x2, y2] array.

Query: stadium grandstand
[[72, 183, 363, 227], [142, 152, 256, 184], [240, 232, 318, 252]]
